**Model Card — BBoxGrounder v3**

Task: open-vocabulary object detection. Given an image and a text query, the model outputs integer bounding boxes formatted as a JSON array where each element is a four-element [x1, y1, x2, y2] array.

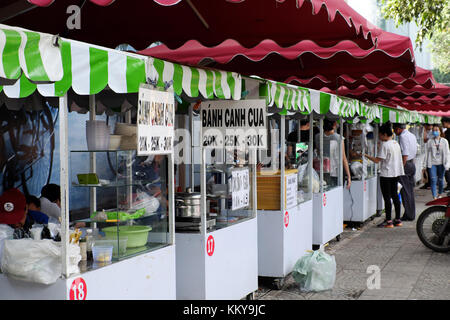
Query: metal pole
[[200, 147, 207, 236], [280, 115, 285, 212], [59, 94, 70, 278], [319, 117, 324, 194], [89, 95, 96, 217], [308, 113, 313, 199], [252, 148, 257, 218], [189, 104, 194, 190], [339, 117, 343, 187], [168, 152, 175, 245], [125, 110, 133, 210]]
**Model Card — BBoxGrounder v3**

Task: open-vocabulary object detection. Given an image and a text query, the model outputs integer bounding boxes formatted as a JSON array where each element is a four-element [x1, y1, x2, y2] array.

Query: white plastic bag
[[1, 239, 81, 285], [0, 225, 14, 268], [292, 248, 336, 292]]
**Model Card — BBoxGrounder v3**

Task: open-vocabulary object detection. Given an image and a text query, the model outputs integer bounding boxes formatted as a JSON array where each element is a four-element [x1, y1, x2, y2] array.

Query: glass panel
[[313, 118, 341, 191], [346, 123, 376, 180], [69, 150, 171, 271], [286, 116, 312, 203], [205, 148, 255, 231]]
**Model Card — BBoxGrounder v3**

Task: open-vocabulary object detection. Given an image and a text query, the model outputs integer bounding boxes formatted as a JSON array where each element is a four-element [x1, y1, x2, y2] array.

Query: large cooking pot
[[175, 188, 201, 218]]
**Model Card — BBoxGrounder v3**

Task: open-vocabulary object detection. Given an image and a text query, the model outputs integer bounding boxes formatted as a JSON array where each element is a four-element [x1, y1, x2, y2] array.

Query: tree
[[380, 0, 450, 75], [429, 29, 450, 75], [380, 0, 449, 48]]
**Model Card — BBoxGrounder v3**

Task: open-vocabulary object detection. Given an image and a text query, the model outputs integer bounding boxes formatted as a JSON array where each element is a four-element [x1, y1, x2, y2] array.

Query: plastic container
[[102, 225, 151, 248], [94, 237, 128, 256], [92, 245, 113, 263]]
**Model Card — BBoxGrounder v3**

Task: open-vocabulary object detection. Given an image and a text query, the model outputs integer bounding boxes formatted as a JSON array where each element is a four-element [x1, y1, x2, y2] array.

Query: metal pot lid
[[175, 187, 201, 199]]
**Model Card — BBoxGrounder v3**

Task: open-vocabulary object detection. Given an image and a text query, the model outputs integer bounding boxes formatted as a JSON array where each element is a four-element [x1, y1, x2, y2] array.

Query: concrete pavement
[[256, 186, 450, 300]]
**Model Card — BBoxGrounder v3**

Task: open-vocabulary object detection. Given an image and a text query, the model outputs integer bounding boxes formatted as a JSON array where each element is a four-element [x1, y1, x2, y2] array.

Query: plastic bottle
[[85, 229, 93, 260]]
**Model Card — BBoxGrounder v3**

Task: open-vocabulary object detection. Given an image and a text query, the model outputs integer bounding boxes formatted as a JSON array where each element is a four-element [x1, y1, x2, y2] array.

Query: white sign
[[285, 173, 298, 209], [200, 99, 267, 149], [231, 168, 250, 210], [137, 85, 175, 155]]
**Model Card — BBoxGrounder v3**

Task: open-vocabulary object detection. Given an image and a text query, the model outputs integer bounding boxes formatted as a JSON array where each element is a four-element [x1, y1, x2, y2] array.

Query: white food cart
[[0, 25, 180, 299], [172, 74, 258, 300], [253, 80, 313, 288], [343, 121, 378, 225]]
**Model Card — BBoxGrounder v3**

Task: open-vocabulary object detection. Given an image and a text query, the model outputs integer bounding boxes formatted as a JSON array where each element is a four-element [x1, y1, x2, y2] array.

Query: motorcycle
[[416, 197, 450, 252]]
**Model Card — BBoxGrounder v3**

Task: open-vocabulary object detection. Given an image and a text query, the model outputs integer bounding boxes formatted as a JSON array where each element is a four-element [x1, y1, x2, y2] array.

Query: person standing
[[424, 125, 450, 199], [441, 117, 450, 191], [420, 124, 433, 190], [363, 123, 405, 228], [393, 123, 417, 221], [314, 119, 352, 190]]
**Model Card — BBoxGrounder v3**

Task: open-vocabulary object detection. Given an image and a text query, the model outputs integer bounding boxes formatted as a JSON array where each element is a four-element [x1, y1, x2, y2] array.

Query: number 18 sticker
[[69, 277, 87, 300]]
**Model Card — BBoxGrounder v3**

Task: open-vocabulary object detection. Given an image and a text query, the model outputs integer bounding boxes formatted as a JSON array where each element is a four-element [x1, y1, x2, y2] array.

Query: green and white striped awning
[[147, 57, 241, 100], [0, 24, 241, 101], [0, 24, 63, 85], [264, 81, 311, 113]]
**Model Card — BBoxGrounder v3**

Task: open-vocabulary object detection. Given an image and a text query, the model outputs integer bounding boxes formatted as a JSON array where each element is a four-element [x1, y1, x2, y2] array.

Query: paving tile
[[378, 270, 420, 289], [408, 287, 450, 300], [359, 286, 413, 298], [255, 187, 449, 301], [259, 290, 307, 300]]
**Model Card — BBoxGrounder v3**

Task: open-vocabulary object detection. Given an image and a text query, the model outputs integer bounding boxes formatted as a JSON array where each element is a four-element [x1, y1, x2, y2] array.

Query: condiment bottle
[[85, 229, 93, 260], [79, 238, 87, 261]]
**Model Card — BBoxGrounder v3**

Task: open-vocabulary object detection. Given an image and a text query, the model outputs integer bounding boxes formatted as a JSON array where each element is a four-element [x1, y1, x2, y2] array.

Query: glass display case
[[174, 108, 257, 233], [285, 115, 313, 204], [203, 148, 256, 231], [345, 122, 376, 181], [313, 117, 343, 192], [256, 113, 313, 210], [70, 150, 172, 269]]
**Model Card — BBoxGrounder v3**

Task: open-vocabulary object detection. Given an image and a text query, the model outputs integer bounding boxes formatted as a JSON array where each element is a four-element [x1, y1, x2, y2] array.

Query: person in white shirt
[[364, 123, 405, 228], [393, 123, 417, 221], [424, 125, 450, 199]]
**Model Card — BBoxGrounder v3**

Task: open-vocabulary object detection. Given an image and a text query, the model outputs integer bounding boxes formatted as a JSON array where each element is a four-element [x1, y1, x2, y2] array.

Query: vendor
[[40, 184, 61, 222], [314, 119, 351, 189], [0, 188, 31, 239], [25, 195, 49, 225]]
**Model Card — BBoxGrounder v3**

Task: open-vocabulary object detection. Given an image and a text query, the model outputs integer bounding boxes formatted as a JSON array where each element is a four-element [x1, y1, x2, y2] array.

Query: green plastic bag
[[292, 248, 336, 292]]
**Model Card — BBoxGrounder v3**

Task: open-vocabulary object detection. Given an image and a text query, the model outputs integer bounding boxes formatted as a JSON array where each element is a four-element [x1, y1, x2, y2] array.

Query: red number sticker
[[364, 181, 367, 192], [206, 235, 215, 256], [323, 193, 327, 207], [69, 277, 87, 300], [284, 211, 289, 228]]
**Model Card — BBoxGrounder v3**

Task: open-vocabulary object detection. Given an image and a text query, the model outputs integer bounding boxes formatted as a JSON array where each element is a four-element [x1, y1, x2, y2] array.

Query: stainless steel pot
[[175, 188, 202, 218]]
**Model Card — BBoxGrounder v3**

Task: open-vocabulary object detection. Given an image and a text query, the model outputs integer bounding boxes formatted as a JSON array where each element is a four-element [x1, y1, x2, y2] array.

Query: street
[[257, 186, 450, 300]]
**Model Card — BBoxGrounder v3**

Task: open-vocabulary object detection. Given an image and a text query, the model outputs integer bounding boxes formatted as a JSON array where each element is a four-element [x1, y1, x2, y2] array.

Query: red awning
[[138, 29, 415, 82], [332, 83, 450, 100], [287, 66, 436, 90], [10, 0, 380, 50]]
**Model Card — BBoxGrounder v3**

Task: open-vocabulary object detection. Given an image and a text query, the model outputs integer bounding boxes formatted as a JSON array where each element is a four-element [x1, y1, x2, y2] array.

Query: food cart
[[342, 103, 381, 225], [172, 75, 259, 300], [253, 80, 313, 288], [0, 25, 179, 299]]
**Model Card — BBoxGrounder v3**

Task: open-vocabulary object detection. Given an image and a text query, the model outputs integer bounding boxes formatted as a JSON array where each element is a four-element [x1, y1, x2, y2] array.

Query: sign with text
[[137, 85, 175, 155], [285, 173, 298, 209], [200, 99, 267, 149], [231, 168, 250, 210]]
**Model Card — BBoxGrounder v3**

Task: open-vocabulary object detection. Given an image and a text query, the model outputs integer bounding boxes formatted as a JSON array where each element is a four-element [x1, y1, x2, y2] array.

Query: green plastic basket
[[102, 225, 152, 248]]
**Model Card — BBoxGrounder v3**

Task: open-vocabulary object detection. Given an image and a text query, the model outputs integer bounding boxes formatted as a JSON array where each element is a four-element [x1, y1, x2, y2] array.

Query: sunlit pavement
[[257, 186, 450, 300]]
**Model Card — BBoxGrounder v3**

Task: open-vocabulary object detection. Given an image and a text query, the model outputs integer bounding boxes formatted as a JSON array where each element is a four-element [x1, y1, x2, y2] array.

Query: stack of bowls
[[86, 120, 110, 150], [114, 123, 137, 150]]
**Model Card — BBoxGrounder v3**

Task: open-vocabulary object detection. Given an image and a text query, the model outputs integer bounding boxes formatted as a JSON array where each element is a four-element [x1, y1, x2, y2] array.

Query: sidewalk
[[256, 186, 450, 300]]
